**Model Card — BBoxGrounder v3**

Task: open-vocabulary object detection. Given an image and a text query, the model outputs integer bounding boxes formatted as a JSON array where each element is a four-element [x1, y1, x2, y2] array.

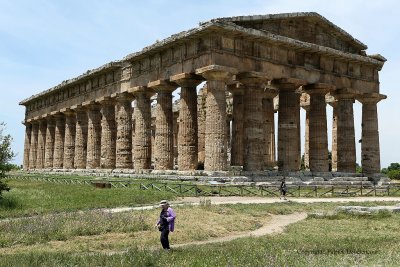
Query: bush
[[0, 123, 15, 198], [387, 170, 400, 180]]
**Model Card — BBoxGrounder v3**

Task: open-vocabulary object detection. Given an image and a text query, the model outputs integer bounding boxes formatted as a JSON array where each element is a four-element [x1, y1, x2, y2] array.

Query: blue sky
[[1, 0, 399, 168]]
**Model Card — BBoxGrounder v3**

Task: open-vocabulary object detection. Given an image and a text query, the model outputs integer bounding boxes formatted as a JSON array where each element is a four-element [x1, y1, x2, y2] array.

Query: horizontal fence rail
[[6, 174, 400, 198]]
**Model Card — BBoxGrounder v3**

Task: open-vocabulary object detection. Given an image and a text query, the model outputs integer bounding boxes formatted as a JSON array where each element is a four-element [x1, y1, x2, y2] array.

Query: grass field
[[0, 179, 176, 218], [1, 178, 399, 266]]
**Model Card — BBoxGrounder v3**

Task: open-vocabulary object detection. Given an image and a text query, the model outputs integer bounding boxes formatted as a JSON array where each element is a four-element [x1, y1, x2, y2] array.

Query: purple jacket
[[157, 207, 176, 232]]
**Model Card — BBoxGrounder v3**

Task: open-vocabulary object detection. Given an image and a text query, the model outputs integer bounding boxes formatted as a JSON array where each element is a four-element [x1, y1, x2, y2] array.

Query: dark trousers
[[160, 228, 170, 249]]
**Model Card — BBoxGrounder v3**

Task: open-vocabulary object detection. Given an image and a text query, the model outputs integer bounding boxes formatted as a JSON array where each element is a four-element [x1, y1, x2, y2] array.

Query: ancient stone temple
[[20, 12, 386, 176]]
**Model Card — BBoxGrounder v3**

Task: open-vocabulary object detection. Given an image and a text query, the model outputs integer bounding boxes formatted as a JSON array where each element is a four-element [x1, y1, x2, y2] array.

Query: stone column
[[115, 92, 133, 169], [237, 72, 268, 171], [73, 106, 88, 169], [330, 89, 358, 172], [303, 83, 334, 172], [357, 93, 386, 175], [23, 122, 32, 170], [196, 65, 236, 171], [130, 86, 153, 170], [263, 89, 278, 169], [29, 122, 39, 169], [171, 73, 203, 171], [62, 109, 76, 169], [197, 84, 207, 167], [35, 119, 47, 169], [85, 102, 102, 169], [273, 78, 306, 171], [148, 80, 177, 170], [44, 116, 56, 168], [229, 84, 244, 166], [53, 113, 65, 169], [300, 93, 310, 170], [99, 97, 117, 169], [330, 100, 338, 171]]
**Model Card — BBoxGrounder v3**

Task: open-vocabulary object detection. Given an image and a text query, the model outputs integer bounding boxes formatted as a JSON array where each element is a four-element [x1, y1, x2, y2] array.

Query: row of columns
[[23, 66, 385, 174]]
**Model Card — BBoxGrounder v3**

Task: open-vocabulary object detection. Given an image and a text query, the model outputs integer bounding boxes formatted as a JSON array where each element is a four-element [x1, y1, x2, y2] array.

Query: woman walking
[[279, 178, 288, 200], [156, 200, 176, 250]]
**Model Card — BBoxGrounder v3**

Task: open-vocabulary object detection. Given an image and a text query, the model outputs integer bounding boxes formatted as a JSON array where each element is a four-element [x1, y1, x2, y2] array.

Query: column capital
[[236, 71, 270, 86], [49, 111, 64, 120], [23, 119, 33, 125], [60, 107, 75, 116], [195, 65, 237, 81], [264, 88, 278, 99], [227, 83, 244, 95], [272, 78, 307, 90], [96, 96, 116, 105], [147, 79, 177, 92], [128, 86, 155, 97], [113, 91, 134, 102], [82, 101, 101, 111], [71, 104, 82, 111], [303, 83, 335, 95], [170, 73, 203, 87], [356, 93, 387, 104], [331, 88, 359, 100]]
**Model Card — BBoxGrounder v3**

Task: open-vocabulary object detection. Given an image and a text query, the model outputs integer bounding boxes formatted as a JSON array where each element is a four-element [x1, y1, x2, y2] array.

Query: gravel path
[[172, 212, 307, 248], [105, 196, 400, 213]]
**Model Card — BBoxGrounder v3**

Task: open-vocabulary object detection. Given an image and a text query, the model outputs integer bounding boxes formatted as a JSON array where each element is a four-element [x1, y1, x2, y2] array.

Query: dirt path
[[172, 212, 307, 248]]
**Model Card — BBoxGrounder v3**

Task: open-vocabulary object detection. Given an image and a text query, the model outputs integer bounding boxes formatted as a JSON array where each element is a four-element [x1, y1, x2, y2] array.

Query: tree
[[0, 123, 14, 198], [382, 163, 400, 180]]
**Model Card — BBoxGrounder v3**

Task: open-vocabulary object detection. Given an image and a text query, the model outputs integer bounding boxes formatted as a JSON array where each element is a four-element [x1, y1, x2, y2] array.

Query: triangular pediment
[[214, 12, 367, 55]]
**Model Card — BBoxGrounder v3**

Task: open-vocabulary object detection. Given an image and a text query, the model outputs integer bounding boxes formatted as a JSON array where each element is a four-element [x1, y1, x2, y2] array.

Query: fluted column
[[35, 119, 47, 169], [171, 73, 203, 171], [330, 89, 358, 172], [148, 80, 177, 170], [263, 89, 278, 169], [357, 93, 386, 175], [130, 86, 153, 170], [303, 83, 334, 172], [229, 84, 244, 166], [29, 122, 39, 169], [197, 84, 207, 167], [115, 93, 133, 169], [73, 106, 88, 169], [85, 102, 102, 169], [62, 109, 76, 169], [99, 98, 117, 169], [237, 72, 268, 171], [53, 113, 65, 169], [196, 65, 236, 171], [23, 122, 32, 170], [273, 78, 306, 171], [44, 116, 55, 168]]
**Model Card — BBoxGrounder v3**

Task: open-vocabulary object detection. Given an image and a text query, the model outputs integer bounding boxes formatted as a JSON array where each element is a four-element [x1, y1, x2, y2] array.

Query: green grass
[[1, 208, 399, 266], [0, 179, 176, 218]]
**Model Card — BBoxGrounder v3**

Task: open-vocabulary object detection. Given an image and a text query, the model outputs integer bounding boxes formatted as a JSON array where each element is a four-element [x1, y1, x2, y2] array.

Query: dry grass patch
[[0, 204, 270, 255]]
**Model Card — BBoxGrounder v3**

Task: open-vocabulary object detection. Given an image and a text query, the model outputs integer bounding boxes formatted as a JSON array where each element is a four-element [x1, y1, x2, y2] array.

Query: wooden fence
[[7, 174, 400, 198]]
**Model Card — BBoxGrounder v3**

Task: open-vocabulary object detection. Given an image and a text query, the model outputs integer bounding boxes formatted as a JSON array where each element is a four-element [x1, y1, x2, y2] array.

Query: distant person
[[156, 200, 176, 250], [279, 178, 287, 200]]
